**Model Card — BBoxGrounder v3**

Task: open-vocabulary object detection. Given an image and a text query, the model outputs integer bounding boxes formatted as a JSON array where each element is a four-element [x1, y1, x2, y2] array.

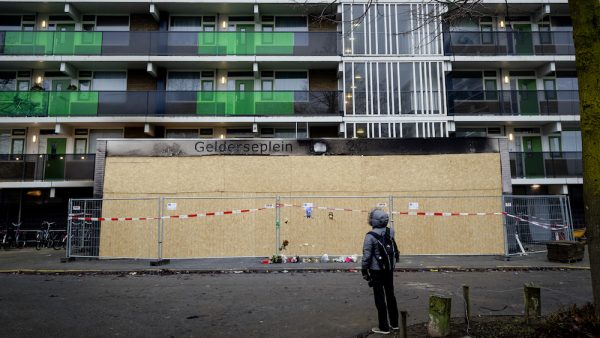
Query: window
[[549, 136, 562, 157], [201, 80, 214, 100], [275, 16, 307, 32], [544, 79, 557, 100], [0, 72, 16, 91], [274, 71, 308, 90], [167, 72, 200, 91], [480, 24, 493, 44], [539, 24, 552, 44], [455, 128, 486, 138], [92, 72, 126, 91], [484, 79, 497, 100], [262, 24, 274, 44], [96, 16, 129, 31], [10, 138, 24, 155], [199, 128, 213, 138], [166, 129, 198, 138], [170, 16, 202, 31], [261, 80, 273, 100], [74, 138, 88, 154]]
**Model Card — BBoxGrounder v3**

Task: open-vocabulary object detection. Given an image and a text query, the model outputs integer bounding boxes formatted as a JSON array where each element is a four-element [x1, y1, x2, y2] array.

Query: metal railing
[[0, 31, 341, 56], [510, 152, 583, 179], [0, 90, 342, 117], [0, 154, 95, 182], [447, 90, 579, 116], [444, 30, 575, 56]]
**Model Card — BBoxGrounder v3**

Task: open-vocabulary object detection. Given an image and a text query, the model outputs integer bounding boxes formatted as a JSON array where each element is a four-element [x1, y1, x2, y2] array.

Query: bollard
[[524, 284, 541, 323], [462, 285, 471, 324], [428, 295, 451, 337], [400, 311, 408, 338]]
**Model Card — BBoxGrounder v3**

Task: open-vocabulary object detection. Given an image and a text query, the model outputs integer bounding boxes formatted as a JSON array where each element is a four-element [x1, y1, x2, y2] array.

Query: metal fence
[[503, 195, 574, 255], [66, 194, 574, 259]]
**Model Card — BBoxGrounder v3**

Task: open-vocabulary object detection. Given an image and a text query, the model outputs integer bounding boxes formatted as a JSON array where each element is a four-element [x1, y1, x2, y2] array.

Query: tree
[[569, 0, 600, 317]]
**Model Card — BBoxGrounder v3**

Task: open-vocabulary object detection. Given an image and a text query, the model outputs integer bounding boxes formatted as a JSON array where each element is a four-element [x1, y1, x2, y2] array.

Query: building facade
[[0, 0, 583, 228]]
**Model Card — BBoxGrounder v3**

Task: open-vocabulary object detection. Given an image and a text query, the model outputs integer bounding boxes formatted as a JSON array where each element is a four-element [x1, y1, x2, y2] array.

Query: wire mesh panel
[[278, 196, 390, 257], [503, 195, 573, 255], [161, 197, 277, 258], [68, 198, 161, 259], [68, 199, 102, 258], [392, 196, 505, 255]]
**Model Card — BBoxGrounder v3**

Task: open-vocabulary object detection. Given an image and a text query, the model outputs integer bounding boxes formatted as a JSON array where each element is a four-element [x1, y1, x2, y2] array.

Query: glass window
[[170, 16, 202, 31], [200, 80, 214, 100], [74, 138, 87, 154], [480, 24, 493, 44], [166, 129, 198, 138], [0, 15, 21, 30], [88, 129, 123, 153], [17, 80, 30, 91], [167, 72, 200, 91], [92, 72, 126, 91], [96, 16, 129, 31], [484, 79, 497, 100], [539, 24, 552, 44], [544, 79, 557, 100], [549, 136, 562, 157], [262, 80, 273, 100], [0, 129, 10, 154], [274, 71, 308, 91], [402, 123, 417, 138], [455, 128, 486, 137], [10, 138, 24, 155], [561, 131, 582, 152], [275, 16, 307, 31], [0, 72, 16, 91], [262, 24, 274, 44], [355, 123, 367, 138]]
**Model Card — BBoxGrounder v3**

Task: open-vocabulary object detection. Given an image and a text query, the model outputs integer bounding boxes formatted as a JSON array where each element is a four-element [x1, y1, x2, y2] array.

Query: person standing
[[361, 208, 400, 335]]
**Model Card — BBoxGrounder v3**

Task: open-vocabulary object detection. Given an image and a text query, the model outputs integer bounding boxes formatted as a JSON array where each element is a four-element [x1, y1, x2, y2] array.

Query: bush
[[536, 303, 600, 338]]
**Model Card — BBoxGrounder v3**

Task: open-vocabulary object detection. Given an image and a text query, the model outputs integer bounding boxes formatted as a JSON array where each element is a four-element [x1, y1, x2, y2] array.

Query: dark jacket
[[362, 226, 396, 271]]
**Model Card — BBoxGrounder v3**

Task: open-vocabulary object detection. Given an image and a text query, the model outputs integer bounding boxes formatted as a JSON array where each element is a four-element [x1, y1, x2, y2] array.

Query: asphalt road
[[0, 271, 592, 338]]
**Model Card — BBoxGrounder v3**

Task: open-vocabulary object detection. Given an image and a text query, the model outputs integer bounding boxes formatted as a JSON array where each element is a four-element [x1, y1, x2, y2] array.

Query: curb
[[0, 265, 590, 275]]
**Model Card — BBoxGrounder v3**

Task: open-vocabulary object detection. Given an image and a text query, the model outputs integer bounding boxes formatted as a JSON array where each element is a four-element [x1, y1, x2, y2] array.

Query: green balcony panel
[[53, 32, 102, 55], [197, 32, 294, 55], [4, 31, 55, 55], [48, 92, 99, 116], [0, 91, 48, 116], [196, 91, 294, 116]]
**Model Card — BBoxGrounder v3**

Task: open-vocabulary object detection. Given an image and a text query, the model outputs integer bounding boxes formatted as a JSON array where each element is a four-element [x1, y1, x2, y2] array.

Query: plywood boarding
[[100, 153, 504, 257], [98, 199, 160, 258]]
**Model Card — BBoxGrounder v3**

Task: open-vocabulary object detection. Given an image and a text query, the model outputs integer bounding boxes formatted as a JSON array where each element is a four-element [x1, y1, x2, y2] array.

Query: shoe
[[390, 326, 399, 331], [371, 327, 390, 335]]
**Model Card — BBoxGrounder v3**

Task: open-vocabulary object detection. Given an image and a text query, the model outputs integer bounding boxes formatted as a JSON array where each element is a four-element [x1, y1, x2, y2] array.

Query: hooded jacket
[[362, 209, 396, 271]]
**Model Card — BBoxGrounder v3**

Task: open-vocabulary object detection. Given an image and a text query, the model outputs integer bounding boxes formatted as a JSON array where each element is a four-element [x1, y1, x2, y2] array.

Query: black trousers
[[369, 269, 399, 330]]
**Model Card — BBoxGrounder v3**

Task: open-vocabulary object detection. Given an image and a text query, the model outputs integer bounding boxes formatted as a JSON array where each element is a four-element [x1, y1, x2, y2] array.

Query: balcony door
[[235, 79, 254, 115], [517, 79, 539, 115], [512, 24, 533, 55], [522, 136, 544, 178], [45, 138, 66, 180], [236, 24, 254, 55], [48, 79, 72, 116], [54, 23, 75, 54]]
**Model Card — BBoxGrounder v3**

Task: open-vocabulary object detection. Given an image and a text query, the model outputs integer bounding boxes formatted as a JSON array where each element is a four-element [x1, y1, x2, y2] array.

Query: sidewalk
[[0, 248, 590, 274]]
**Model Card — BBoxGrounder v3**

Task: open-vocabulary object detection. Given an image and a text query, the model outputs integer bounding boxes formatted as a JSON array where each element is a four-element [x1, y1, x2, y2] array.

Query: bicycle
[[36, 221, 56, 250], [9, 222, 25, 249], [53, 230, 67, 250]]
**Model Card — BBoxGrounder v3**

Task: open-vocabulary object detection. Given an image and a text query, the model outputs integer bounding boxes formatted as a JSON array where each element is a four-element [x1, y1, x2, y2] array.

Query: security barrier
[[66, 195, 574, 259]]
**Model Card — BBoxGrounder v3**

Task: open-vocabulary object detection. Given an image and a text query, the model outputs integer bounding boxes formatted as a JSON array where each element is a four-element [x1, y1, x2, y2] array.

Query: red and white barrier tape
[[68, 203, 569, 231], [68, 207, 270, 222]]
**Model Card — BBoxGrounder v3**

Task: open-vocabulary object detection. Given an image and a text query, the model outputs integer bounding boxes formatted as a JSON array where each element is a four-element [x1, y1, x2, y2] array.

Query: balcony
[[447, 90, 579, 116], [0, 31, 340, 56], [510, 152, 582, 179], [0, 154, 95, 182], [444, 31, 574, 56], [0, 91, 342, 117]]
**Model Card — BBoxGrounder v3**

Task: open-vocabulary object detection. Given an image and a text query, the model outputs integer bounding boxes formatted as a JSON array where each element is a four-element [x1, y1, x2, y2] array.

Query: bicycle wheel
[[35, 239, 42, 250], [53, 237, 63, 250]]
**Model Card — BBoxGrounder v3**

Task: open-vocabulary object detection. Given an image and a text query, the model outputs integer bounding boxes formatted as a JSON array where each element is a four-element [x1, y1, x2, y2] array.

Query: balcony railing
[[0, 31, 341, 56], [0, 91, 342, 117], [0, 154, 95, 182], [444, 31, 574, 56], [510, 152, 582, 179], [447, 90, 579, 116]]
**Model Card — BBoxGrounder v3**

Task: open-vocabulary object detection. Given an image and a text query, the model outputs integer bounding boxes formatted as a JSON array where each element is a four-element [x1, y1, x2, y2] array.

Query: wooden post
[[524, 284, 541, 323], [400, 311, 408, 338], [462, 285, 471, 324], [428, 295, 451, 337]]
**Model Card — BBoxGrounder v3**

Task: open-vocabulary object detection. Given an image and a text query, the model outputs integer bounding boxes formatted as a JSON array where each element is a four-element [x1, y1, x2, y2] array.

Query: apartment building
[[0, 0, 582, 228]]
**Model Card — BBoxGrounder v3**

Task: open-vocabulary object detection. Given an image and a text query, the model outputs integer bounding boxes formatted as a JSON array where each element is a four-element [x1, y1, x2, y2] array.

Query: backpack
[[368, 227, 399, 271]]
